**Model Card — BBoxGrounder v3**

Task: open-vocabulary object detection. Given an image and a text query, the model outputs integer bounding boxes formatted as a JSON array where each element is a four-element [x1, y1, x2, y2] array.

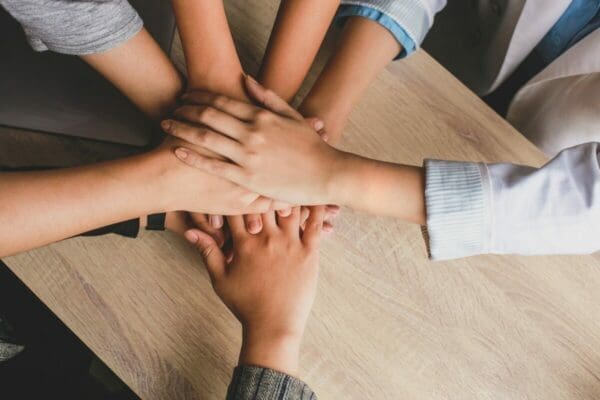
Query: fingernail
[[210, 215, 223, 228], [247, 75, 258, 84], [314, 120, 325, 131], [175, 148, 189, 160], [184, 231, 199, 244], [248, 220, 262, 234], [161, 120, 172, 131], [277, 209, 291, 217]]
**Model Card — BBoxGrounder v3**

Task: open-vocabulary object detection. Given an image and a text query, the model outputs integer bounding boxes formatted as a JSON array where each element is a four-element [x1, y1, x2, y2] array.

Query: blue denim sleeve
[[336, 5, 417, 59]]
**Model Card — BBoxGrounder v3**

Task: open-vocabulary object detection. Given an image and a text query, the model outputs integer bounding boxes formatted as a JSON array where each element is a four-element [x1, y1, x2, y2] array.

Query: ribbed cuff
[[340, 0, 432, 46], [336, 5, 417, 58], [424, 160, 491, 260], [227, 365, 316, 400]]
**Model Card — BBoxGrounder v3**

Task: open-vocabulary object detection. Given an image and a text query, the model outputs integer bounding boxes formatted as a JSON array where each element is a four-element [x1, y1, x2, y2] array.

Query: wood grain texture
[[5, 0, 600, 399]]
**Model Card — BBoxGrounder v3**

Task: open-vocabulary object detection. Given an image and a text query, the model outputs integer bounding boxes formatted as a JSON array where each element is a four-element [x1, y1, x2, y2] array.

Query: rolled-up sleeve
[[227, 365, 316, 400], [424, 143, 600, 260], [338, 0, 446, 58], [0, 0, 142, 55], [337, 5, 416, 58]]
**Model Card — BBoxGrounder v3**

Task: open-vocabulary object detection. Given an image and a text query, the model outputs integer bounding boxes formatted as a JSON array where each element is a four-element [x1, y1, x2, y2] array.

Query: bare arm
[[0, 137, 282, 259], [0, 152, 167, 258], [299, 17, 401, 143], [82, 28, 184, 120], [171, 0, 247, 100], [258, 0, 340, 102]]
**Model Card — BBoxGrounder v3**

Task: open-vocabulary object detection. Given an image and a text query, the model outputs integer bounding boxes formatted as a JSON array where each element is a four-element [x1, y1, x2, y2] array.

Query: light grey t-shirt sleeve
[[0, 0, 143, 55]]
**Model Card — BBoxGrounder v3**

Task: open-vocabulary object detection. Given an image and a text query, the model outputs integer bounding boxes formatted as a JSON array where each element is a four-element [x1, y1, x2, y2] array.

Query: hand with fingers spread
[[185, 206, 326, 375]]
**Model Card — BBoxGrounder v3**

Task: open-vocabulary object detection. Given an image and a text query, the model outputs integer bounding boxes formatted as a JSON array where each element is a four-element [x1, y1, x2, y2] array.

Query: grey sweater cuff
[[226, 365, 316, 400], [424, 160, 491, 260]]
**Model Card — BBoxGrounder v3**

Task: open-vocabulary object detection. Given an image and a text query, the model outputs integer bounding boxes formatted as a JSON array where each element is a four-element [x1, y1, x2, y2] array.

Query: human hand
[[162, 76, 352, 207], [152, 135, 289, 215], [240, 116, 327, 235], [186, 206, 325, 375], [161, 211, 226, 247]]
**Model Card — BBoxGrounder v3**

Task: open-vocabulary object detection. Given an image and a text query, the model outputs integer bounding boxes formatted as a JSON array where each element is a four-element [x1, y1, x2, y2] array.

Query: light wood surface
[[5, 1, 600, 399]]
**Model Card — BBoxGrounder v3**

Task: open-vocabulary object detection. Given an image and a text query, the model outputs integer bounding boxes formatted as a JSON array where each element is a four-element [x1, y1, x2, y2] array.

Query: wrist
[[239, 327, 303, 376], [143, 147, 183, 213], [328, 151, 368, 207]]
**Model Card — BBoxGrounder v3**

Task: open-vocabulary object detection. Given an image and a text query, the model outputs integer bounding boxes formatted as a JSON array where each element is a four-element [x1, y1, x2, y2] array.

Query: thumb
[[245, 75, 303, 121], [185, 229, 226, 283]]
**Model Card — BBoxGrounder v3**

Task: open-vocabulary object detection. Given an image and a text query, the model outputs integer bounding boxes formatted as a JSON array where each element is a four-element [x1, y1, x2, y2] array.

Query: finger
[[227, 215, 246, 239], [244, 214, 263, 235], [189, 213, 225, 247], [209, 215, 223, 229], [174, 148, 246, 184], [272, 200, 294, 212], [304, 117, 325, 133], [276, 207, 292, 218], [299, 206, 310, 230], [182, 91, 260, 122], [184, 229, 226, 283], [302, 206, 326, 248], [278, 206, 301, 237], [174, 105, 249, 141], [261, 212, 278, 232], [326, 205, 341, 215], [162, 120, 245, 163], [245, 75, 302, 121]]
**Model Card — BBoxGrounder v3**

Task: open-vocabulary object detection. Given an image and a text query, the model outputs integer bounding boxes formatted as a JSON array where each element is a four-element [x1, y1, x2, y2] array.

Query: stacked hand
[[160, 76, 343, 244], [186, 207, 326, 375], [161, 76, 348, 207]]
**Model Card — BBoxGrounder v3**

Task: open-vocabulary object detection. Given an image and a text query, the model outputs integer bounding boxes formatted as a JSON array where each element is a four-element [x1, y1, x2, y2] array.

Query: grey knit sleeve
[[226, 365, 316, 400]]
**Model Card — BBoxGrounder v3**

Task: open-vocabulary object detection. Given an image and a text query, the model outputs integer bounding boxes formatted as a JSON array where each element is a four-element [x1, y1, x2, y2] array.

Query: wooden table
[[5, 1, 600, 399]]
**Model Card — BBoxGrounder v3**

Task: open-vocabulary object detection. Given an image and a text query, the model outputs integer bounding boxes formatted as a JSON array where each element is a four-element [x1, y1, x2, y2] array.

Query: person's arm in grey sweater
[[186, 208, 326, 399]]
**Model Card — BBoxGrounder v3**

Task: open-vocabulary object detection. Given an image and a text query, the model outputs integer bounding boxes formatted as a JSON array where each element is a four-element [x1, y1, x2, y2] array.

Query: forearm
[[259, 0, 340, 102], [82, 29, 184, 120], [332, 153, 425, 225], [300, 17, 401, 143], [172, 0, 247, 100], [0, 152, 170, 258]]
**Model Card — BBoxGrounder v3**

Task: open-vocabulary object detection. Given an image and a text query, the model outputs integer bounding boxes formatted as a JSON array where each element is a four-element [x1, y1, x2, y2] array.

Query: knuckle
[[197, 106, 216, 120], [247, 132, 265, 146], [244, 152, 260, 168], [195, 130, 210, 145], [212, 94, 229, 108], [254, 109, 271, 123], [208, 161, 225, 174]]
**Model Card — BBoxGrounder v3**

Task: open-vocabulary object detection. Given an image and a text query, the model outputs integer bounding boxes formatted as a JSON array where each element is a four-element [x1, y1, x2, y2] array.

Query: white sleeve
[[425, 143, 600, 260]]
